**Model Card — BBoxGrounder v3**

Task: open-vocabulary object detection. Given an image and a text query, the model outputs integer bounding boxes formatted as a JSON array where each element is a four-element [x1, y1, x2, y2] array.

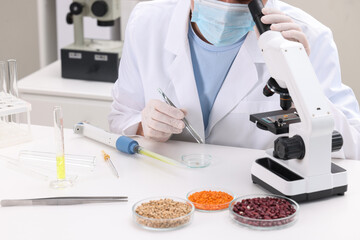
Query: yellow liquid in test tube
[[50, 106, 72, 188], [56, 155, 65, 179]]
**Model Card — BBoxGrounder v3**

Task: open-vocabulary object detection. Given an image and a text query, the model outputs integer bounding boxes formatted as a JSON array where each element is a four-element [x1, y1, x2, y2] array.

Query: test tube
[[7, 59, 18, 97], [50, 106, 73, 189], [0, 61, 8, 122], [7, 60, 19, 123], [0, 61, 7, 93]]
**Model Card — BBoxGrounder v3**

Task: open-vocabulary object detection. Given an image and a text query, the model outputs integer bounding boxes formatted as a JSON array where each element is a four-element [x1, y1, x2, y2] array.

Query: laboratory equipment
[[1, 196, 127, 207], [73, 122, 180, 166], [229, 194, 299, 230], [186, 188, 234, 212], [0, 154, 48, 181], [0, 94, 31, 148], [181, 154, 211, 168], [50, 106, 73, 189], [7, 59, 19, 123], [158, 88, 204, 144], [7, 59, 19, 97], [0, 61, 7, 92], [0, 59, 31, 148], [61, 0, 123, 82], [132, 196, 194, 231], [248, 0, 347, 202], [102, 150, 119, 178], [18, 150, 96, 177]]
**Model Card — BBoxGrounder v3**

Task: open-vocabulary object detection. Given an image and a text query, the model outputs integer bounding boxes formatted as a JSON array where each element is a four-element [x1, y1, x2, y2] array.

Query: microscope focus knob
[[273, 135, 305, 160], [332, 130, 343, 152], [66, 12, 73, 24], [70, 2, 83, 15], [91, 1, 108, 17]]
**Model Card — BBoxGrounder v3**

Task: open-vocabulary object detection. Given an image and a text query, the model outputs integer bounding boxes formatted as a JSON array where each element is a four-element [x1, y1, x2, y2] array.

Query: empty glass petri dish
[[229, 194, 299, 230], [181, 154, 211, 168], [132, 196, 195, 231]]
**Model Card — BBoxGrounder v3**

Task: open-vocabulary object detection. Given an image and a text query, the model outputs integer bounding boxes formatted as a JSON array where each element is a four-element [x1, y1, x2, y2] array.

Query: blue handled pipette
[[73, 122, 179, 166]]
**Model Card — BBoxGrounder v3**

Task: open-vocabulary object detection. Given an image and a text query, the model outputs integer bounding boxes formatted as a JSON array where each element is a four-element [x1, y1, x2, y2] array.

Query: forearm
[[108, 89, 143, 136]]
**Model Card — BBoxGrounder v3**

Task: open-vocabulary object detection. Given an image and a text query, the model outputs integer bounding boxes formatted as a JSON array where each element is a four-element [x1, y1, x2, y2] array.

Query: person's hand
[[138, 99, 185, 142], [261, 8, 311, 56]]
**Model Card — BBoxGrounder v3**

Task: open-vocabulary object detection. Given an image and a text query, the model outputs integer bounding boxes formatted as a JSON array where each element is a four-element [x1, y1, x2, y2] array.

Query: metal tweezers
[[1, 196, 128, 207], [158, 88, 204, 144]]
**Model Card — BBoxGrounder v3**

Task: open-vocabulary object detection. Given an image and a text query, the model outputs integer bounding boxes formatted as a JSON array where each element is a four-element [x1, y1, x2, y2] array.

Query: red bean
[[233, 197, 296, 227]]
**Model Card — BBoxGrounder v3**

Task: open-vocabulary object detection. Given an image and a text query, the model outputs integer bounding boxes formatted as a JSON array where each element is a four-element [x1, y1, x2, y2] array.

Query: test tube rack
[[0, 91, 32, 148]]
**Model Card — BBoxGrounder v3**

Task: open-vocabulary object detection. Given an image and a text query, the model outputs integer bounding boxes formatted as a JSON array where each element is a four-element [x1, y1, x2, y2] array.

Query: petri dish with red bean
[[229, 194, 299, 230]]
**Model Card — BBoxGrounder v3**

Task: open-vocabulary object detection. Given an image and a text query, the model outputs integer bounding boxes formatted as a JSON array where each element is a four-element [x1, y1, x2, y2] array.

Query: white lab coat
[[109, 0, 360, 159]]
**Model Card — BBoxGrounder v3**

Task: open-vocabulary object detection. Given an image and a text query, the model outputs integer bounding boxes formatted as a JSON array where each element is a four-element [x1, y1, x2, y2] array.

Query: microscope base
[[61, 39, 123, 83], [251, 157, 348, 202]]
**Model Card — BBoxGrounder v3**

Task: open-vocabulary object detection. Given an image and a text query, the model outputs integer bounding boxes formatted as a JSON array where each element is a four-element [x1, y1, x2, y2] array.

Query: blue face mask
[[191, 0, 255, 47]]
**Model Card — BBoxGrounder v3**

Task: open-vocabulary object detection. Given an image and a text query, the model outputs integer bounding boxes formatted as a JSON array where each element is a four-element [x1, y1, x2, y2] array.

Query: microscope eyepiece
[[248, 0, 271, 35]]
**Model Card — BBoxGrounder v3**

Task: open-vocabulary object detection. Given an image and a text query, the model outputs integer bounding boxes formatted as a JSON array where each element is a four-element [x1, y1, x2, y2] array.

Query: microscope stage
[[63, 39, 123, 53], [250, 108, 300, 135]]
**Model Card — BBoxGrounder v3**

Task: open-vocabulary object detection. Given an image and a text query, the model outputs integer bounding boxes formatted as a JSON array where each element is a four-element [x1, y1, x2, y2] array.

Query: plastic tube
[[136, 146, 180, 166]]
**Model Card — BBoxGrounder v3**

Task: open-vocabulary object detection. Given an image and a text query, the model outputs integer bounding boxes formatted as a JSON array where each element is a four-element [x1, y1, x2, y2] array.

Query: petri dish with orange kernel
[[186, 188, 234, 212]]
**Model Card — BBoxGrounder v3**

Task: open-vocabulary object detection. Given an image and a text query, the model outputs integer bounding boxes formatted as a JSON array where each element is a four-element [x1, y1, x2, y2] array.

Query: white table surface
[[18, 60, 113, 101], [0, 125, 359, 240]]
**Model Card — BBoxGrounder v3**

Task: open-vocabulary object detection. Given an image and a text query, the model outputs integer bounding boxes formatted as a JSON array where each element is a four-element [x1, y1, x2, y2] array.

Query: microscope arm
[[248, 0, 348, 200], [258, 29, 334, 176], [248, 0, 334, 177]]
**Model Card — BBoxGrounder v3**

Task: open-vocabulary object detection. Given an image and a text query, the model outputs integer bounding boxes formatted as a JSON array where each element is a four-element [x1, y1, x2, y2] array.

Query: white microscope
[[248, 0, 347, 202], [61, 0, 123, 82]]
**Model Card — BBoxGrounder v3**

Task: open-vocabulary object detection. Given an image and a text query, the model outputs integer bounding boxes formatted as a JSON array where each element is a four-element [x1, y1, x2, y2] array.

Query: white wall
[[0, 0, 57, 79], [283, 0, 360, 100], [37, 0, 58, 67], [1, 0, 359, 102], [0, 0, 40, 79]]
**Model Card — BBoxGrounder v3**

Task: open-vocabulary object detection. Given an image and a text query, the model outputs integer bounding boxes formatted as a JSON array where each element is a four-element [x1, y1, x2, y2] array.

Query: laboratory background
[[0, 0, 359, 129], [0, 0, 360, 239], [0, 0, 359, 93]]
